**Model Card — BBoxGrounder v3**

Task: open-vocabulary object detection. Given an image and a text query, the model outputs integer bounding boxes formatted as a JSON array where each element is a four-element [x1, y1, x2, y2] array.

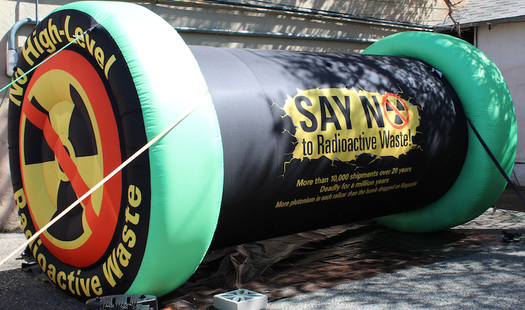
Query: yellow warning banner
[[283, 88, 420, 161]]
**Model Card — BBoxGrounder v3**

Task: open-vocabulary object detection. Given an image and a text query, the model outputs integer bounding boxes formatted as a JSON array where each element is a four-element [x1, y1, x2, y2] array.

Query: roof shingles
[[439, 0, 525, 28]]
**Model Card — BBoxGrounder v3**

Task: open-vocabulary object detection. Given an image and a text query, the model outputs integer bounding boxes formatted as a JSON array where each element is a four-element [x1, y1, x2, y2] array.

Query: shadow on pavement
[[1, 187, 524, 309]]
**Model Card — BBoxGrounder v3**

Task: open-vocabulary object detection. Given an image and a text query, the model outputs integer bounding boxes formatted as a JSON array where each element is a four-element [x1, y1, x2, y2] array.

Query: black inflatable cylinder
[[8, 2, 515, 299], [190, 47, 468, 248]]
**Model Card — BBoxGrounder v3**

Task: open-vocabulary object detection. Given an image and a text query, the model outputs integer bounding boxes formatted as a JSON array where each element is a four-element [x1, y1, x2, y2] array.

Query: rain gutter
[[175, 27, 379, 44]]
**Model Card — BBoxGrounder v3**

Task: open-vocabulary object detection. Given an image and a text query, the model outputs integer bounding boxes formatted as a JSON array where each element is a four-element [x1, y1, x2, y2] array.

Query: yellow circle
[[21, 70, 106, 250]]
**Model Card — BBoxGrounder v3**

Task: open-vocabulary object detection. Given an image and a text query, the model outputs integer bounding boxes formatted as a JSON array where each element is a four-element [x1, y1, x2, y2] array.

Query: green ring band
[[56, 1, 224, 295], [363, 31, 516, 232]]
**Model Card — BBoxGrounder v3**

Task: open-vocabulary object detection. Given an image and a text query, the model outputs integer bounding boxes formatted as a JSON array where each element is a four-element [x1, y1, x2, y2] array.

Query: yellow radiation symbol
[[20, 70, 105, 250]]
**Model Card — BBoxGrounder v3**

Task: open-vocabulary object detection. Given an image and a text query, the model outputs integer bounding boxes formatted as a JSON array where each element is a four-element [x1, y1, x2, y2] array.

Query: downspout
[[6, 18, 37, 77], [35, 0, 39, 23]]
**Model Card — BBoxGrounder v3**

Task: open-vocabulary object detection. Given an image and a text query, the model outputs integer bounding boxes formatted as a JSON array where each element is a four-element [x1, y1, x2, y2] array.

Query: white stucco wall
[[0, 0, 429, 231], [476, 22, 525, 185], [0, 0, 448, 231]]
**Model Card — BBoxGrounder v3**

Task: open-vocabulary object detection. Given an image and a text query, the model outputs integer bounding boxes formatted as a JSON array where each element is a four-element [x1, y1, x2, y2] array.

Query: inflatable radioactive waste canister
[[8, 1, 516, 299]]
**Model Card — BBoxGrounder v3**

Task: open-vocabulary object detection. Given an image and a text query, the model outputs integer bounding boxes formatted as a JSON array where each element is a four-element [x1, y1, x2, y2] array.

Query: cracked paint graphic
[[282, 87, 421, 164]]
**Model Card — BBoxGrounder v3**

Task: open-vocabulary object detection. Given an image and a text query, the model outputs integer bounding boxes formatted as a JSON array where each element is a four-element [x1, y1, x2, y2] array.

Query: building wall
[[476, 22, 525, 185], [0, 0, 444, 230]]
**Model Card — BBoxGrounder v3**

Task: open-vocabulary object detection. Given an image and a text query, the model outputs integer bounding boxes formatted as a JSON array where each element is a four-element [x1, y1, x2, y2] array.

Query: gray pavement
[[0, 232, 85, 309], [269, 242, 525, 309], [1, 205, 524, 309], [267, 206, 525, 310], [0, 232, 26, 272]]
